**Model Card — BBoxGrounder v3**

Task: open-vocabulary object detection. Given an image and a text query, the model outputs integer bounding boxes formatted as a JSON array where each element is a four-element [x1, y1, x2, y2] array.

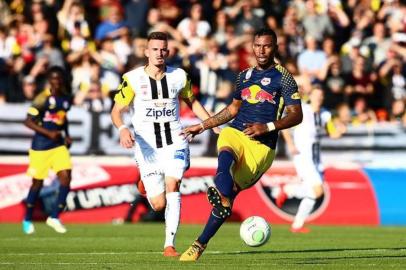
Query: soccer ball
[[239, 216, 271, 247]]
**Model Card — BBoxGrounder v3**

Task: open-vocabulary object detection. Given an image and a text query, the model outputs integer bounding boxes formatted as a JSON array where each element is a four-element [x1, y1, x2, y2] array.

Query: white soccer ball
[[240, 216, 271, 247]]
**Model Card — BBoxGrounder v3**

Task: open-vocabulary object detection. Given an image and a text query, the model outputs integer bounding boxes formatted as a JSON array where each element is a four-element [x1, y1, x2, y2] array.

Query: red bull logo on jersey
[[241, 85, 276, 104], [43, 111, 66, 125]]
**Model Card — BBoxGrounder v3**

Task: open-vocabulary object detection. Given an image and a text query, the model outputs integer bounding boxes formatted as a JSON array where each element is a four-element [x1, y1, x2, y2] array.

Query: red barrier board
[[0, 162, 379, 225]]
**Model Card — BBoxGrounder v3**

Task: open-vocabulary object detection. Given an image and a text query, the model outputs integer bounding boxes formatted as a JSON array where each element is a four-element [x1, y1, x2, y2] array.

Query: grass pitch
[[0, 223, 405, 270]]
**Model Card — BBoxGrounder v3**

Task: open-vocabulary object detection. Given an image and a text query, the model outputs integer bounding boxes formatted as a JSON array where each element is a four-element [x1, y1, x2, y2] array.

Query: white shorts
[[292, 152, 323, 186], [134, 142, 190, 198]]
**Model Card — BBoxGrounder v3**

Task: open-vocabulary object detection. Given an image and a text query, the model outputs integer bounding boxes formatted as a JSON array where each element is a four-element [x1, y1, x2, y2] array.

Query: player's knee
[[57, 170, 72, 186], [165, 178, 180, 193], [31, 179, 43, 189], [313, 185, 324, 198], [150, 199, 166, 211]]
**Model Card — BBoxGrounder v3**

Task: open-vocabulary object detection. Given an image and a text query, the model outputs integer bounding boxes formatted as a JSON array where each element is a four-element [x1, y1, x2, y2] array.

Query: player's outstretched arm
[[182, 99, 241, 137], [182, 96, 221, 134], [111, 103, 135, 149]]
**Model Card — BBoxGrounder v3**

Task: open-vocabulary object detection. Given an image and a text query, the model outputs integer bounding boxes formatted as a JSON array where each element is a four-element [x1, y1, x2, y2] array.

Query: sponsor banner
[[0, 162, 386, 225], [2, 161, 404, 225]]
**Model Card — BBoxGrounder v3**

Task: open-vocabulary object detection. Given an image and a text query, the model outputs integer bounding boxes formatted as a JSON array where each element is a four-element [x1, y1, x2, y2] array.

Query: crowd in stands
[[0, 0, 405, 126]]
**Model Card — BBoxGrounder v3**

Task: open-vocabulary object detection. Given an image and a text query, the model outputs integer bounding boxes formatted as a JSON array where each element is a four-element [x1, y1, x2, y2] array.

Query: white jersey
[[293, 102, 331, 159], [114, 66, 194, 196], [291, 103, 331, 184], [115, 65, 193, 149]]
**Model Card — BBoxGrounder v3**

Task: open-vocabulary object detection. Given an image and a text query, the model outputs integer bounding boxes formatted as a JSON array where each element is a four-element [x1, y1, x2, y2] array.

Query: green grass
[[0, 223, 405, 269]]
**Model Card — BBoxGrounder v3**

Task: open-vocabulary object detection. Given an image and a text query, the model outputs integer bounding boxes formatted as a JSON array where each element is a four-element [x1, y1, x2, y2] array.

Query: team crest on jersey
[[63, 101, 69, 109], [261, 77, 271, 86]]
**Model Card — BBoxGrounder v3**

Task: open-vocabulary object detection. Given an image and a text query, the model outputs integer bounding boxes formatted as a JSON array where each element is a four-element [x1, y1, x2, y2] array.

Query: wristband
[[200, 122, 205, 131], [266, 122, 275, 132], [118, 125, 128, 132]]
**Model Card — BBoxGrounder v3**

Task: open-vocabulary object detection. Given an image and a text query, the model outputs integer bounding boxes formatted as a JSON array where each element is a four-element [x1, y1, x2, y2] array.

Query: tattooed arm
[[202, 99, 241, 129], [181, 99, 242, 137]]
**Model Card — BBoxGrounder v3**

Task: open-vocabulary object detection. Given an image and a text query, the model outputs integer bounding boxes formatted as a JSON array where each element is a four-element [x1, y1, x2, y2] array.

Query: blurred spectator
[[275, 34, 293, 64], [352, 3, 375, 36], [345, 56, 376, 102], [319, 55, 346, 110], [301, 0, 334, 42], [351, 96, 377, 125], [166, 39, 186, 68], [62, 20, 92, 53], [282, 4, 305, 59], [113, 27, 132, 66], [234, 0, 264, 35], [57, 0, 91, 40], [212, 10, 229, 47], [196, 38, 228, 112], [123, 0, 149, 37], [0, 0, 11, 26], [21, 75, 38, 101], [377, 0, 405, 35], [0, 25, 14, 103], [214, 51, 240, 112], [68, 48, 100, 94], [74, 79, 111, 112], [154, 0, 181, 25], [297, 35, 327, 81], [334, 102, 352, 127], [322, 36, 336, 58], [26, 0, 59, 38], [95, 4, 128, 42], [177, 3, 211, 40], [139, 8, 161, 38], [126, 38, 147, 70], [389, 99, 406, 124], [91, 37, 123, 93], [341, 33, 373, 74], [36, 34, 65, 69], [362, 22, 391, 67]]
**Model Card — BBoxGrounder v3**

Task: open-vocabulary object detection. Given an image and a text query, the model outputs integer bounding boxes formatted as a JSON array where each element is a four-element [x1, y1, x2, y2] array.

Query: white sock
[[292, 197, 316, 229], [164, 192, 181, 248]]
